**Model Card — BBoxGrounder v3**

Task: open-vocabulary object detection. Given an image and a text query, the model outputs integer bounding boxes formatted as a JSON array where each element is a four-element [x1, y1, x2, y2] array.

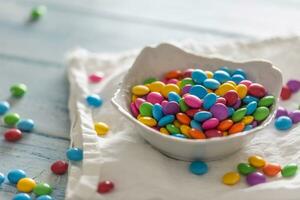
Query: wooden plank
[[0, 127, 69, 200]]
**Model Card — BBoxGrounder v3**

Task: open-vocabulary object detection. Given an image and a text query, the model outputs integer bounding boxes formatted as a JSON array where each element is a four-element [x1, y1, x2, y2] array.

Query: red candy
[[280, 85, 292, 100], [89, 73, 103, 83], [4, 128, 22, 142], [223, 90, 238, 106], [248, 83, 266, 98], [97, 181, 114, 194], [205, 129, 222, 138], [51, 160, 69, 175]]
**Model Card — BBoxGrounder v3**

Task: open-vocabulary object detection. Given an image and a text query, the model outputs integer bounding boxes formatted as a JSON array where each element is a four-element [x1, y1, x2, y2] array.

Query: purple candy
[[287, 79, 300, 93], [161, 100, 168, 107], [163, 101, 179, 115], [246, 172, 266, 186], [182, 85, 192, 95], [210, 103, 228, 121], [288, 110, 300, 124], [216, 97, 226, 105], [275, 107, 288, 119], [232, 98, 241, 109], [251, 120, 258, 128]]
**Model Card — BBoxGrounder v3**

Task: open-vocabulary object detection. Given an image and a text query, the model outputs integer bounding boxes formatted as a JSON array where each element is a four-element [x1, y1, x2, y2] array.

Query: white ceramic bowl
[[111, 43, 282, 161]]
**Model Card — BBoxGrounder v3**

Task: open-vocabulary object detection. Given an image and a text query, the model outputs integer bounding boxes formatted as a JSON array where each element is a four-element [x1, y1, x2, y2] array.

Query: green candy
[[33, 183, 52, 196], [166, 124, 180, 134], [258, 95, 275, 107], [143, 77, 157, 85], [232, 108, 247, 122], [3, 113, 20, 126], [139, 102, 153, 117], [179, 99, 189, 112], [31, 5, 47, 20], [237, 163, 256, 175], [10, 83, 27, 98], [281, 163, 298, 177], [179, 78, 194, 89], [253, 106, 270, 121]]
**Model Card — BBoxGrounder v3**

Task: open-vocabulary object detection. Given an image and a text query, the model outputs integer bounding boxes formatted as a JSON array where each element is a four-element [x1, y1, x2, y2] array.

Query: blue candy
[[17, 119, 35, 132], [194, 111, 212, 122], [168, 92, 181, 103], [189, 85, 207, 99], [231, 74, 245, 84], [158, 115, 175, 127], [172, 134, 186, 139], [190, 120, 202, 131], [244, 125, 253, 131], [219, 66, 233, 75], [233, 68, 247, 79], [243, 95, 258, 104], [66, 148, 83, 161], [213, 70, 231, 83], [7, 169, 26, 184], [227, 107, 235, 117], [36, 195, 53, 200], [13, 193, 31, 200], [189, 161, 208, 175], [203, 79, 220, 90], [191, 69, 207, 84], [246, 101, 258, 115], [203, 93, 217, 109], [152, 104, 163, 121], [86, 94, 103, 107], [0, 101, 10, 115], [0, 172, 5, 185], [275, 116, 293, 130]]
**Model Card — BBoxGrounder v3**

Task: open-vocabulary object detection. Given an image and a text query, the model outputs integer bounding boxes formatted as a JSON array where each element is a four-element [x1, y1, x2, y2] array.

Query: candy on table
[[246, 172, 266, 186], [3, 112, 20, 126], [89, 73, 104, 83], [31, 5, 47, 20], [7, 169, 26, 184], [222, 172, 240, 185], [33, 183, 53, 196], [130, 67, 274, 139], [86, 94, 103, 107], [66, 147, 83, 161], [0, 172, 5, 185], [51, 160, 69, 175], [94, 122, 110, 136], [281, 163, 298, 177], [97, 180, 115, 194], [4, 128, 22, 142], [16, 119, 35, 132], [189, 161, 208, 175], [0, 101, 10, 115], [16, 177, 36, 193], [10, 83, 27, 98], [274, 116, 293, 130], [12, 193, 32, 200], [36, 195, 53, 200]]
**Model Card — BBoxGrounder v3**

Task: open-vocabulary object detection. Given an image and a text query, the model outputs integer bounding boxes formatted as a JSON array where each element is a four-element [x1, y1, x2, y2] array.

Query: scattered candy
[[17, 177, 36, 193], [66, 147, 83, 161], [4, 128, 22, 142], [275, 116, 293, 130], [31, 5, 47, 20], [97, 180, 114, 194], [222, 172, 240, 185], [36, 195, 53, 200], [94, 122, 109, 136], [3, 113, 20, 126], [0, 101, 10, 115], [10, 83, 27, 98], [51, 160, 68, 175], [246, 172, 266, 186], [16, 119, 35, 132], [33, 183, 53, 196], [89, 73, 103, 83], [281, 163, 298, 177], [12, 193, 31, 200], [130, 67, 274, 139], [189, 161, 208, 175], [237, 163, 256, 175], [262, 163, 281, 177], [0, 172, 5, 185], [7, 169, 26, 184], [248, 155, 266, 168], [86, 94, 103, 107]]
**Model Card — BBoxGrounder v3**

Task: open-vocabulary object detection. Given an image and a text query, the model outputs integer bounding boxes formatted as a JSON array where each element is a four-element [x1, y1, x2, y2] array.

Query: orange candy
[[165, 70, 182, 79], [228, 122, 245, 134], [189, 128, 206, 139], [176, 113, 191, 125], [217, 119, 234, 131], [262, 163, 281, 177]]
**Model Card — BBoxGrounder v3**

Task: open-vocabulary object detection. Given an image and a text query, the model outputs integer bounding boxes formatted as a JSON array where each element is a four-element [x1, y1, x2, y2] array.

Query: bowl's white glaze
[[111, 43, 283, 161]]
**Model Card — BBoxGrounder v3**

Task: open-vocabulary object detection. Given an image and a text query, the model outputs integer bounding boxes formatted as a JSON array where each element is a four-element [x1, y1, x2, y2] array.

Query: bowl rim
[[111, 43, 282, 145]]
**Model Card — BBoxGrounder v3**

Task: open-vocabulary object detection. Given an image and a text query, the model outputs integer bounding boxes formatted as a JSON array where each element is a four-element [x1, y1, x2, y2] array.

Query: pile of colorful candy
[[130, 67, 275, 139], [222, 155, 298, 186]]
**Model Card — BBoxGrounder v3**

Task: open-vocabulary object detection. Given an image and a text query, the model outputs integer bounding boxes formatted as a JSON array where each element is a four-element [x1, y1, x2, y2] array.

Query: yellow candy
[[138, 116, 157, 127], [236, 84, 248, 99], [205, 71, 213, 78], [222, 172, 240, 185], [132, 85, 150, 96], [227, 81, 237, 86], [161, 84, 180, 98], [180, 125, 191, 138], [215, 83, 236, 96], [148, 81, 165, 93], [248, 155, 266, 168], [207, 89, 213, 93], [160, 127, 169, 135], [173, 120, 181, 128], [242, 116, 254, 125], [17, 178, 36, 193], [131, 95, 137, 102], [176, 81, 182, 87], [94, 122, 110, 136]]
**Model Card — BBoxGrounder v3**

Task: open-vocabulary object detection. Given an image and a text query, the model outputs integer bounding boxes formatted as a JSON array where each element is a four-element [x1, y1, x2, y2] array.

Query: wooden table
[[0, 0, 299, 199]]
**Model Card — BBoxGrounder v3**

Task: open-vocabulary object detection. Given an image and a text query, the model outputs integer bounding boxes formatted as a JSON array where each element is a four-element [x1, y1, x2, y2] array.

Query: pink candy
[[202, 118, 219, 129], [184, 95, 202, 108], [146, 92, 163, 104], [130, 102, 139, 117], [89, 73, 103, 83]]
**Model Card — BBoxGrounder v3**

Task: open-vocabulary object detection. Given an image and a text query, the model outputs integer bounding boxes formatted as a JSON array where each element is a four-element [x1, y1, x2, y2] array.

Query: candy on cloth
[[51, 160, 69, 175], [222, 172, 240, 185], [281, 163, 298, 177], [31, 5, 47, 20], [248, 155, 266, 168], [97, 181, 115, 194], [189, 161, 208, 175], [3, 113, 20, 126], [17, 178, 36, 192], [94, 122, 110, 136], [17, 119, 35, 132], [4, 128, 22, 142], [275, 107, 288, 118], [7, 169, 26, 184], [0, 172, 5, 185], [89, 73, 103, 83], [237, 163, 256, 175], [246, 172, 266, 186], [86, 94, 103, 107], [66, 148, 83, 161], [33, 183, 53, 196], [0, 101, 10, 115], [288, 110, 300, 123], [286, 79, 300, 93], [262, 163, 281, 177], [12, 193, 31, 200], [280, 85, 292, 100], [10, 83, 27, 97], [275, 116, 293, 130], [36, 195, 53, 200]]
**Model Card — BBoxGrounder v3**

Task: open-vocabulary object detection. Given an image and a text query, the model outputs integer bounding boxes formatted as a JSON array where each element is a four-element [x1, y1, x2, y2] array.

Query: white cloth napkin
[[66, 37, 300, 200]]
